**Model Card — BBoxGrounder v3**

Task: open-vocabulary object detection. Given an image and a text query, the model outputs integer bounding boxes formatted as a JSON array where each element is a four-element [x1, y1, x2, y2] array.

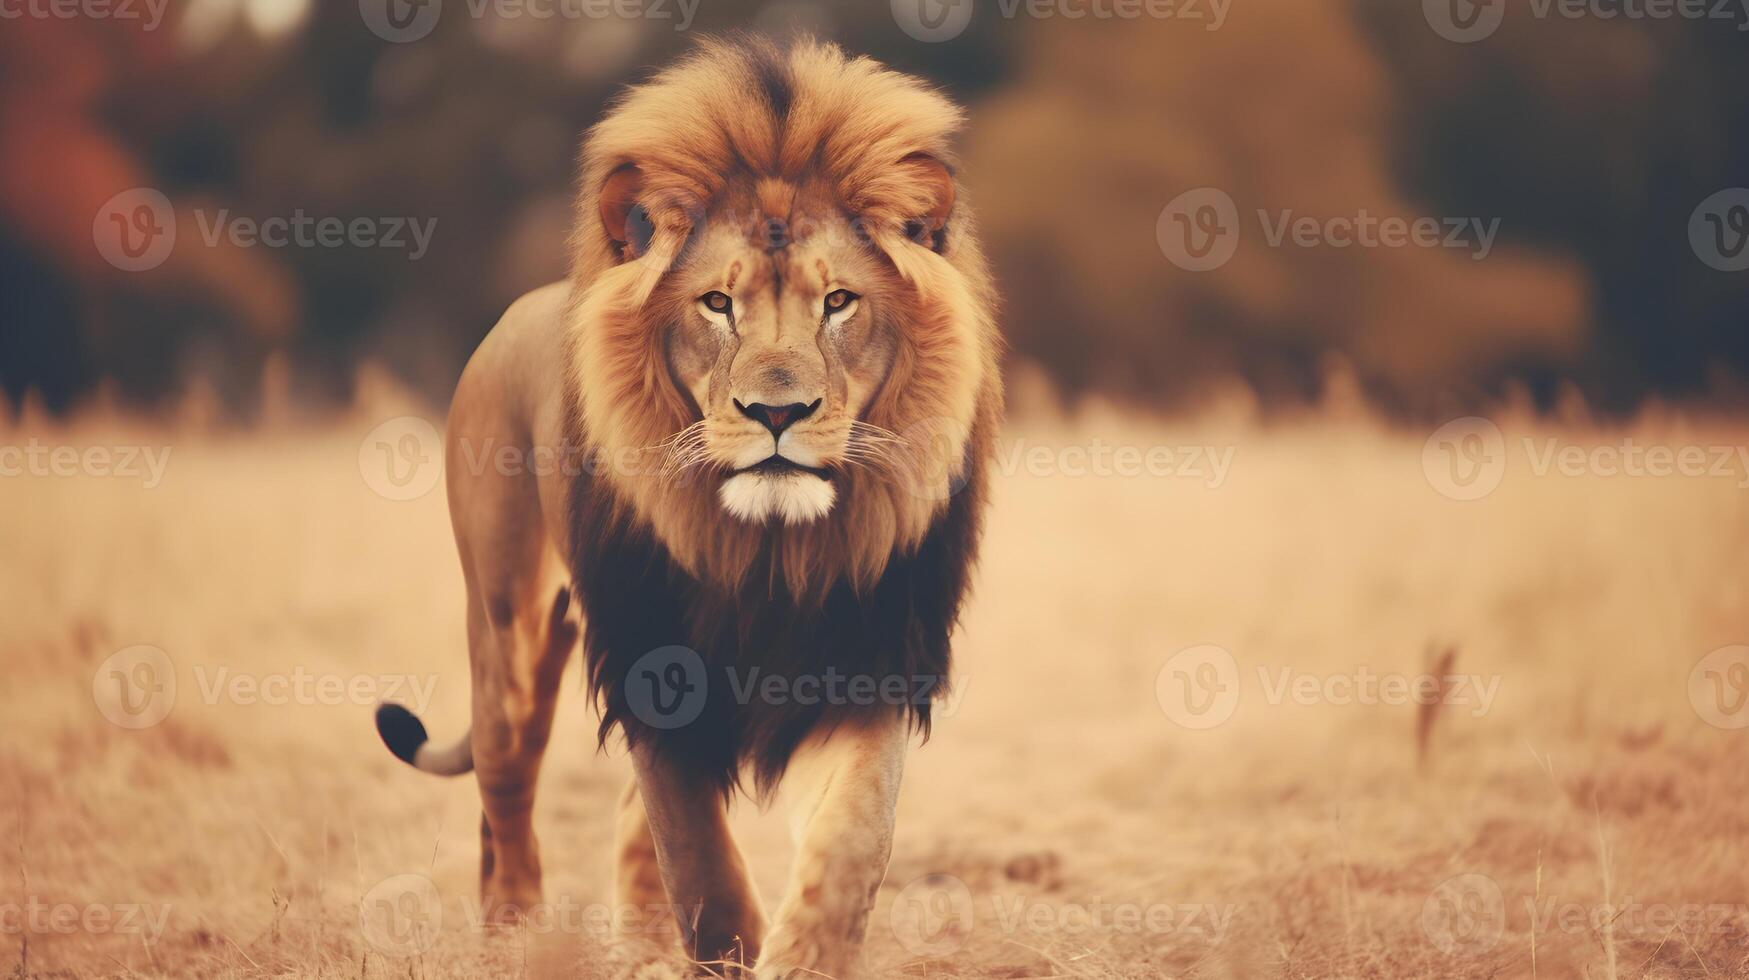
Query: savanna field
[[4, 376, 1749, 979]]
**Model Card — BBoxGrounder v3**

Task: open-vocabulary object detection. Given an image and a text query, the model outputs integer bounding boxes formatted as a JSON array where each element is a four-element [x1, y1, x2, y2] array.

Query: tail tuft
[[376, 703, 429, 765]]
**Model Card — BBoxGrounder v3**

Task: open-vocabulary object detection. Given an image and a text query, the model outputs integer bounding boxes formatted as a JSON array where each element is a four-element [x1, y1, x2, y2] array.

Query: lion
[[373, 36, 1002, 977]]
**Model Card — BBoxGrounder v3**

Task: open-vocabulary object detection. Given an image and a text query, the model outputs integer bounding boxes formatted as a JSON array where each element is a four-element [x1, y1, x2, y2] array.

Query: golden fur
[[566, 37, 1003, 600], [378, 39, 1001, 974]]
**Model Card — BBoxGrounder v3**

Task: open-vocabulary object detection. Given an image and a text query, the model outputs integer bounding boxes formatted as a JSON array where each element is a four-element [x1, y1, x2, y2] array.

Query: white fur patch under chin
[[719, 471, 837, 525]]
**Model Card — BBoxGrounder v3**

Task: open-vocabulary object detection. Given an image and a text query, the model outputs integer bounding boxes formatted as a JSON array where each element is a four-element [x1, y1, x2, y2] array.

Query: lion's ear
[[900, 152, 955, 253], [599, 164, 653, 259]]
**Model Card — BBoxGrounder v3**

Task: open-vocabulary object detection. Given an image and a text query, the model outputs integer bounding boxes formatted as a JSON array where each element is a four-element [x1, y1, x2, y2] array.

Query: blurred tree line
[[1, 0, 1745, 419]]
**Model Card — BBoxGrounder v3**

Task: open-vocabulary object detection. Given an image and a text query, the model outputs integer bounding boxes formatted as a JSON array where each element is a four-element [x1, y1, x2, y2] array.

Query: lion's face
[[569, 38, 1000, 593], [659, 193, 902, 524]]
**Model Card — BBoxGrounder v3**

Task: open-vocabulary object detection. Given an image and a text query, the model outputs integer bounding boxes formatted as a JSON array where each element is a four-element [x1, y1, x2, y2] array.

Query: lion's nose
[[736, 398, 820, 437]]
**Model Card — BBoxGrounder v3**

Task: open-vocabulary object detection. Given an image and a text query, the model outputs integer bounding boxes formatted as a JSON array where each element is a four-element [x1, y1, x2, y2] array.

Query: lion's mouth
[[736, 456, 833, 481]]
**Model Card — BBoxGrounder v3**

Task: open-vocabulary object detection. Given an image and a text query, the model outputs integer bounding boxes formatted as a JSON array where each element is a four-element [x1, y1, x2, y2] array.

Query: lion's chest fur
[[566, 455, 984, 797]]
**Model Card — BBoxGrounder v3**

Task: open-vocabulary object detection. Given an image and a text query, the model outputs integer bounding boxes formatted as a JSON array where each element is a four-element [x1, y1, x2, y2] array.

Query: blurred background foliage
[[2, 0, 1746, 419]]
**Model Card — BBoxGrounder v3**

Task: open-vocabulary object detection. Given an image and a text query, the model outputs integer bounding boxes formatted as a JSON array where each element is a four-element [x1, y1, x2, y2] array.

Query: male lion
[[374, 37, 1002, 977]]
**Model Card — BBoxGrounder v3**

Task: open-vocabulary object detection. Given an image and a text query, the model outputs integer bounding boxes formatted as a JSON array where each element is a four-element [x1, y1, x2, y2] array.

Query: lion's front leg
[[757, 710, 907, 980], [629, 745, 767, 970]]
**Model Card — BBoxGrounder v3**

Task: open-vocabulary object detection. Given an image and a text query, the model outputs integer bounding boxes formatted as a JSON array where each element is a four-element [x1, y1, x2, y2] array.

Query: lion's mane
[[562, 36, 1002, 794]]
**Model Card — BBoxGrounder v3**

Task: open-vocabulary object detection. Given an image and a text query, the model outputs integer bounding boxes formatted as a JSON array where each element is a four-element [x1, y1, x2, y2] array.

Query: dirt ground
[[4, 385, 1749, 979]]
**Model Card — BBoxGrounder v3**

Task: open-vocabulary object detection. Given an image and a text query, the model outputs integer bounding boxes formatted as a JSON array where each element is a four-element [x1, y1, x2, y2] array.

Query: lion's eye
[[700, 291, 733, 315], [823, 289, 859, 315]]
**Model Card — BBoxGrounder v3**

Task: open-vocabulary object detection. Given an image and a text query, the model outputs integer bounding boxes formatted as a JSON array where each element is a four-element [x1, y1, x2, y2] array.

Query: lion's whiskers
[[647, 421, 715, 481]]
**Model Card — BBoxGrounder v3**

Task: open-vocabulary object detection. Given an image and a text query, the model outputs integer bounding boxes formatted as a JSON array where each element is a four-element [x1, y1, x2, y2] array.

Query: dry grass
[[4, 384, 1749, 979]]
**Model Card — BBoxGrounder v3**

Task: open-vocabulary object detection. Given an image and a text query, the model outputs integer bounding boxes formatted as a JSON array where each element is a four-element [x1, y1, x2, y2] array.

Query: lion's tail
[[375, 703, 474, 776]]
